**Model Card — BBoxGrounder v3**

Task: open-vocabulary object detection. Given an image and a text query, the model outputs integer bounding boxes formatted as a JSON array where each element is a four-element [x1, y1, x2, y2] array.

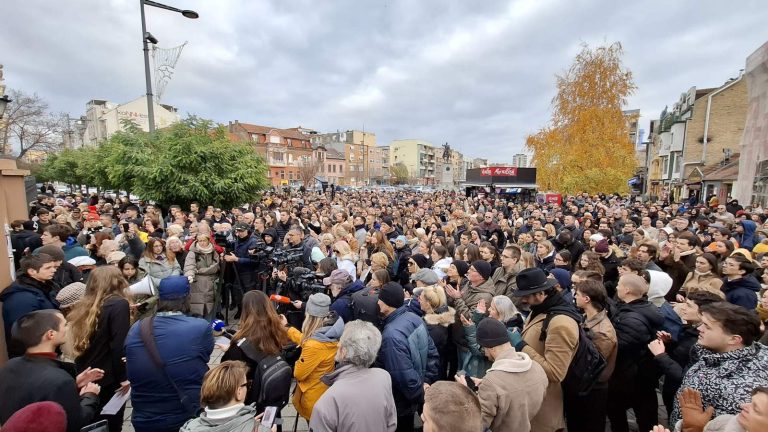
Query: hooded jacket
[[721, 275, 761, 310], [286, 318, 344, 420], [1, 275, 60, 358], [179, 404, 258, 432], [735, 219, 757, 250], [478, 348, 548, 432], [310, 365, 397, 432], [330, 280, 366, 323], [423, 306, 456, 380]]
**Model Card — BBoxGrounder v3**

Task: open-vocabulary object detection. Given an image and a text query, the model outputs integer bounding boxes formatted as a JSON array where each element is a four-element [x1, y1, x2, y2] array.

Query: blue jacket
[[231, 234, 260, 273], [376, 306, 440, 415], [735, 220, 757, 250], [125, 314, 214, 432], [330, 280, 366, 323], [722, 276, 761, 310], [1, 275, 59, 358]]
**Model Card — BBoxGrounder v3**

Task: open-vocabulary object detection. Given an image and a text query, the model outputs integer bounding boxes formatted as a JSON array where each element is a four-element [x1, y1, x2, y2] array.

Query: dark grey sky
[[2, 0, 767, 161]]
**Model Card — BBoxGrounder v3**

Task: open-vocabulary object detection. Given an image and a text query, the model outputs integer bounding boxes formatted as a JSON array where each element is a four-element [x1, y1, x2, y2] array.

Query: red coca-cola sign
[[480, 167, 518, 177]]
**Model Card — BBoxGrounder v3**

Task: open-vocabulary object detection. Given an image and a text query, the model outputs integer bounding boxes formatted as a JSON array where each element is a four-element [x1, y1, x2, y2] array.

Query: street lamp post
[[139, 0, 198, 133]]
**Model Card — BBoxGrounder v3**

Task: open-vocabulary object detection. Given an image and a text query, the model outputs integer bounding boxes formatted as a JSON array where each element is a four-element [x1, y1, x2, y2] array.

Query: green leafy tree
[[390, 162, 412, 185], [132, 117, 269, 208]]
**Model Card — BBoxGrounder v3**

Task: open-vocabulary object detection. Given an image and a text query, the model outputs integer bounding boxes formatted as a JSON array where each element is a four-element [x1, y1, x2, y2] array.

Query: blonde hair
[[166, 224, 185, 238], [370, 252, 389, 269], [520, 251, 535, 269], [419, 285, 447, 312], [68, 266, 132, 356], [200, 360, 248, 409], [334, 241, 354, 260], [300, 314, 329, 345]]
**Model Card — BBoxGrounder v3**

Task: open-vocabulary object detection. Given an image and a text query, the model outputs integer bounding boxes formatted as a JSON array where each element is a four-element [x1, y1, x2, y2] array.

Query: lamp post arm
[[143, 0, 184, 14]]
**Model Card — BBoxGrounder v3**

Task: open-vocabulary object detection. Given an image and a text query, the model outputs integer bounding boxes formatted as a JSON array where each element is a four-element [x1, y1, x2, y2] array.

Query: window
[[332, 165, 336, 173], [280, 170, 285, 179], [289, 172, 293, 180], [269, 135, 280, 144], [340, 165, 343, 174]]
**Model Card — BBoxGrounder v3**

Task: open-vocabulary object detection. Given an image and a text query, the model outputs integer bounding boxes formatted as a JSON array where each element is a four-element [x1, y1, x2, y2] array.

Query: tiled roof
[[234, 123, 311, 141], [326, 148, 345, 159]]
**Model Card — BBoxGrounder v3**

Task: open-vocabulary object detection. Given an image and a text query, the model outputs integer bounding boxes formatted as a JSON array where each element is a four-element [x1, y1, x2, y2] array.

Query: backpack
[[238, 339, 293, 410], [350, 289, 382, 328], [540, 312, 607, 397]]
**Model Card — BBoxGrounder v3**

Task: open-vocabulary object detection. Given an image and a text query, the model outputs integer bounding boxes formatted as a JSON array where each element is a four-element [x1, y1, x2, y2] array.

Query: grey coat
[[179, 404, 258, 432], [184, 244, 220, 317], [309, 365, 397, 432]]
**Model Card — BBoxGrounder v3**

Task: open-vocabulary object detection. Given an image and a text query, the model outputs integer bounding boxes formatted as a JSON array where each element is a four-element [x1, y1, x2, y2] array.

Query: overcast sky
[[2, 0, 767, 162]]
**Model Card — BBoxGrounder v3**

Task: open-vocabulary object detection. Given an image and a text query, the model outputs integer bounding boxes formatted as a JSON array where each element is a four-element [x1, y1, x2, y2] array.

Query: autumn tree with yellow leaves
[[526, 42, 638, 195]]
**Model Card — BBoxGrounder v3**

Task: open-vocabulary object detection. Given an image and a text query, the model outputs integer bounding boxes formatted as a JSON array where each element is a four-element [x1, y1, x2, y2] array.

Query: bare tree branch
[[1, 89, 65, 160]]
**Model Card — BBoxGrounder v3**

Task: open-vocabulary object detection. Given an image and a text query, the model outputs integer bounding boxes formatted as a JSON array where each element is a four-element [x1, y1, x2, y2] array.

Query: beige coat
[[584, 310, 617, 382], [680, 271, 725, 298], [520, 312, 579, 432], [478, 348, 548, 432]]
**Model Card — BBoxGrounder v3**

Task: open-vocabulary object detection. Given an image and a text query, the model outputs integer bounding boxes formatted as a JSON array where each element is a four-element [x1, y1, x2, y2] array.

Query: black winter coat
[[611, 298, 664, 374], [74, 297, 131, 389], [0, 355, 100, 432], [53, 262, 83, 288]]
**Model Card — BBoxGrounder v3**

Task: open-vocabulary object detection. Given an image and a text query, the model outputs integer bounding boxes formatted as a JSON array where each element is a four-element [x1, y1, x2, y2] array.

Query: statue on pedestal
[[442, 142, 451, 162]]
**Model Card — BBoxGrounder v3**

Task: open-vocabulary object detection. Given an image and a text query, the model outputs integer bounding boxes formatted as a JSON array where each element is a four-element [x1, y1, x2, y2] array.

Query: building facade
[[228, 121, 314, 187], [310, 130, 376, 187], [389, 139, 437, 186], [368, 145, 390, 185], [81, 97, 180, 146], [512, 153, 528, 168], [735, 41, 768, 206]]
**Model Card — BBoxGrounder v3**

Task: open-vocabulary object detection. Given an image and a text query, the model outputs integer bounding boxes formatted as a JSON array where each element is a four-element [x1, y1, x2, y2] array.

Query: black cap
[[471, 260, 492, 280], [234, 222, 250, 231], [476, 318, 511, 348], [378, 282, 404, 309]]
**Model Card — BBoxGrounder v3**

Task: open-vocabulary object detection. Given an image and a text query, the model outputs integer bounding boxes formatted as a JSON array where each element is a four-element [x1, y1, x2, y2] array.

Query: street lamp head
[[181, 9, 199, 19], [144, 32, 159, 45], [0, 95, 12, 120]]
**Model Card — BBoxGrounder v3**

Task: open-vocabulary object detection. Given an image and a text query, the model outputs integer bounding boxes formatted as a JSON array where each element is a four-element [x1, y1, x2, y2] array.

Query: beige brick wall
[[682, 79, 747, 177]]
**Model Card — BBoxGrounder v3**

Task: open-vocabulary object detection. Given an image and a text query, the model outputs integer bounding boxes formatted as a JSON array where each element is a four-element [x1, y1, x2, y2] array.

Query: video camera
[[279, 267, 328, 302], [214, 232, 232, 253], [269, 247, 304, 269]]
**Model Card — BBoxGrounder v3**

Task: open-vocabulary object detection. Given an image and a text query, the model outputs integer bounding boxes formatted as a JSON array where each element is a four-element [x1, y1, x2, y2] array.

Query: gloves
[[510, 329, 526, 351], [187, 275, 194, 284]]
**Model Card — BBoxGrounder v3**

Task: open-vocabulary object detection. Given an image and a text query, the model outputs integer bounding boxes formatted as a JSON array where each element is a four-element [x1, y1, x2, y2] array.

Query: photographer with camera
[[222, 223, 260, 319], [284, 226, 319, 269]]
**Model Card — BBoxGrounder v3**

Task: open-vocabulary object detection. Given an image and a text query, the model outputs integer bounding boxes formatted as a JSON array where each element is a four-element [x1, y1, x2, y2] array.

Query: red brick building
[[228, 121, 314, 187]]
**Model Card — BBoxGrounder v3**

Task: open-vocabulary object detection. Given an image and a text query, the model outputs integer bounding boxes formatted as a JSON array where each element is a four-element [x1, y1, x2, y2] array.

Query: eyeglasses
[[501, 254, 514, 259], [407, 262, 415, 266]]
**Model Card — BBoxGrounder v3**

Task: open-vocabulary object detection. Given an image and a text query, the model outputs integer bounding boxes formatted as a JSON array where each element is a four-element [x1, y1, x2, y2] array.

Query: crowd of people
[[3, 187, 768, 432]]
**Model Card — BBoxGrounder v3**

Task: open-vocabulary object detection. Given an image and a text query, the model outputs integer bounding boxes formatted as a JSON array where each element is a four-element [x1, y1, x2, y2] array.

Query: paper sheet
[[100, 388, 130, 415], [214, 336, 230, 346]]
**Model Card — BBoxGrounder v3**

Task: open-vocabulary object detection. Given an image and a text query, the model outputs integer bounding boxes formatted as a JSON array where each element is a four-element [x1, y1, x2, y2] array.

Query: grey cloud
[[2, 0, 767, 162]]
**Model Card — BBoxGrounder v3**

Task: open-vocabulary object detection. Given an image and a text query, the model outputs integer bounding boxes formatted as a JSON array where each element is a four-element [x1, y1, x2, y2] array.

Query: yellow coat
[[286, 319, 344, 420]]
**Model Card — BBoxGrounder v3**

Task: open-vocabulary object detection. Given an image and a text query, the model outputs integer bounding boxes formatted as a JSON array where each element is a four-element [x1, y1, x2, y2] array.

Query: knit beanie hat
[[35, 245, 65, 262], [471, 260, 492, 280], [56, 282, 86, 309], [1, 401, 67, 432], [306, 293, 331, 317], [594, 239, 610, 254], [378, 282, 405, 308], [476, 318, 510, 348], [452, 260, 470, 278]]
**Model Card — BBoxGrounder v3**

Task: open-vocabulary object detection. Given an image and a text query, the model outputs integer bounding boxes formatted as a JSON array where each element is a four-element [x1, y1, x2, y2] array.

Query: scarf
[[528, 291, 571, 321], [196, 242, 214, 254]]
